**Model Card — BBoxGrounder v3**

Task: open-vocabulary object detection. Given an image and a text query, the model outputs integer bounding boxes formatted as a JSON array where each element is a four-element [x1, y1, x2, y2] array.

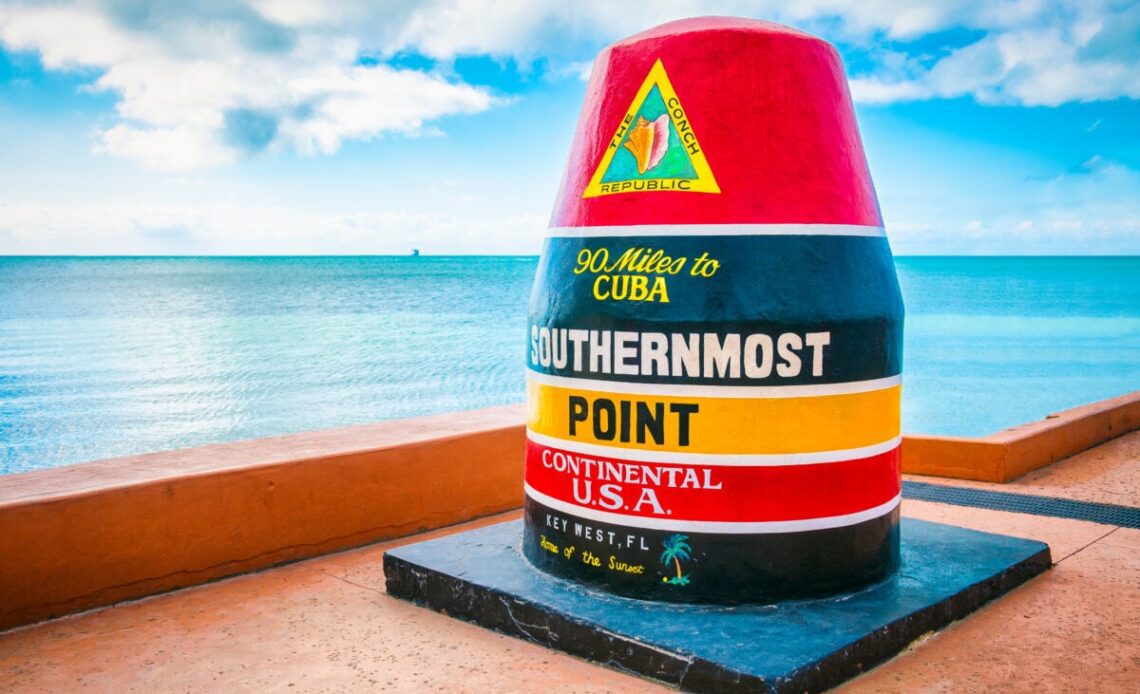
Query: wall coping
[[2, 392, 1137, 631], [0, 404, 527, 631], [0, 405, 525, 505], [903, 391, 1139, 482]]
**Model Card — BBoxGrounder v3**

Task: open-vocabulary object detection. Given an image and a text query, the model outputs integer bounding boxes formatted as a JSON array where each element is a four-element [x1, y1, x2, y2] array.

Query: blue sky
[[0, 1, 1137, 255]]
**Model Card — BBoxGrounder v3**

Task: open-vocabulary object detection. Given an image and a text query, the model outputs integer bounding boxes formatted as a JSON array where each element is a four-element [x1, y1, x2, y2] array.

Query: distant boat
[[411, 249, 420, 257]]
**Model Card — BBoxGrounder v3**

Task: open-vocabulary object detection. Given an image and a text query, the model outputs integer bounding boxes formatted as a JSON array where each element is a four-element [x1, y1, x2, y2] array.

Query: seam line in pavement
[[1053, 527, 1120, 564], [901, 481, 1140, 529], [320, 571, 383, 594]]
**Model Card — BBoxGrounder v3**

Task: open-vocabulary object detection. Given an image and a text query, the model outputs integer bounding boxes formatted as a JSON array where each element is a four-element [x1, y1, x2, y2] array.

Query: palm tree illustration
[[660, 534, 692, 586]]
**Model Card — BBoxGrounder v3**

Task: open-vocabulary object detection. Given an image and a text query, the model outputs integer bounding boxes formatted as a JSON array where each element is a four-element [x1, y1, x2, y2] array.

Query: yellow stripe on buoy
[[526, 380, 900, 455]]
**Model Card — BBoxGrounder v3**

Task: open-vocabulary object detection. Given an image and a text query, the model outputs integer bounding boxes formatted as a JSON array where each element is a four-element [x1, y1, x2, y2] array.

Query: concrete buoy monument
[[386, 18, 1050, 692], [522, 16, 902, 603]]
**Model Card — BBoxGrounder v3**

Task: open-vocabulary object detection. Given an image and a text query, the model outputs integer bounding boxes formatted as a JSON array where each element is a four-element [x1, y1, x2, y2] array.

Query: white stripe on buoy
[[526, 371, 901, 398], [525, 430, 902, 467], [546, 224, 886, 238], [524, 484, 901, 533]]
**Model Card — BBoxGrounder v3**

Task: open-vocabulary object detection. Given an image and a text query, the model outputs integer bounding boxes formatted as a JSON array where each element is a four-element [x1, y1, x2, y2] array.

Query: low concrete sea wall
[[1, 393, 1137, 631], [0, 406, 526, 631], [904, 391, 1140, 482]]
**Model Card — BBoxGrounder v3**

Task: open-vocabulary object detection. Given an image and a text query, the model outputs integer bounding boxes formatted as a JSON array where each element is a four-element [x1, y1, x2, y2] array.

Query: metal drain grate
[[902, 481, 1140, 529]]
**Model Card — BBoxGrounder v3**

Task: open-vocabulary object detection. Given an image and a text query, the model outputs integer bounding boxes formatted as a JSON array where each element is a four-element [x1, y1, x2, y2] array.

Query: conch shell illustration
[[623, 115, 670, 174]]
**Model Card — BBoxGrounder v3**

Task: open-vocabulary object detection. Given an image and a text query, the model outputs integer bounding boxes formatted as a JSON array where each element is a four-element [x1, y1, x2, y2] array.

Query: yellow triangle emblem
[[583, 59, 720, 198]]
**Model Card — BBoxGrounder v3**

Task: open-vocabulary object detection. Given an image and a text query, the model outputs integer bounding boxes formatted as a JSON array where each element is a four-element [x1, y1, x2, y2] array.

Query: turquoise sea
[[1, 256, 1137, 474]]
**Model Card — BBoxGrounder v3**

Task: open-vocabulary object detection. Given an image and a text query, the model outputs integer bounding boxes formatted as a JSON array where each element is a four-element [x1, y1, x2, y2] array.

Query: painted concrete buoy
[[523, 17, 904, 603]]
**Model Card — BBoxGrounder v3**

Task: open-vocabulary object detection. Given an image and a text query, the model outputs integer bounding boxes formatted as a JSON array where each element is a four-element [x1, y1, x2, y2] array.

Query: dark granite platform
[[384, 519, 1051, 693]]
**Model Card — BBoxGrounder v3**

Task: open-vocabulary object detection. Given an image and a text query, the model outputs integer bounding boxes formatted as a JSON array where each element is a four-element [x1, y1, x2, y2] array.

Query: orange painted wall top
[[0, 405, 525, 631], [903, 391, 1140, 482], [1, 392, 1136, 632]]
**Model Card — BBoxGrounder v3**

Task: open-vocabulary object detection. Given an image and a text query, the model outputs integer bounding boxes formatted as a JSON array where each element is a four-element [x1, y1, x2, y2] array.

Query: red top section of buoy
[[551, 17, 882, 228]]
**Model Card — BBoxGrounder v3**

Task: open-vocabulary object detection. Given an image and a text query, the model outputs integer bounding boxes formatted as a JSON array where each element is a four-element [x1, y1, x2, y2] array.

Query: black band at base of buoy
[[522, 496, 900, 604]]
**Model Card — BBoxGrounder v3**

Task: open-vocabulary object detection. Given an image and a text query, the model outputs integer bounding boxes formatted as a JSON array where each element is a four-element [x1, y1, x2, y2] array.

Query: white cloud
[[1, 0, 1138, 171], [884, 160, 1140, 254], [281, 64, 492, 155], [849, 2, 1140, 105], [96, 124, 235, 170], [0, 4, 137, 67], [249, 0, 346, 28], [0, 1, 497, 170], [0, 202, 546, 255]]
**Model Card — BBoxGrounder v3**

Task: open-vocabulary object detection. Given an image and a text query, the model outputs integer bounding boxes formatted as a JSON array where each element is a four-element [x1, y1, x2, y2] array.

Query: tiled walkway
[[2, 432, 1138, 693]]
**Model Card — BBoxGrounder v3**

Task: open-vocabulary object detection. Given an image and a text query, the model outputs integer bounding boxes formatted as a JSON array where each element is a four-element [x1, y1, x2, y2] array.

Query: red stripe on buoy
[[553, 18, 881, 228], [525, 438, 900, 524]]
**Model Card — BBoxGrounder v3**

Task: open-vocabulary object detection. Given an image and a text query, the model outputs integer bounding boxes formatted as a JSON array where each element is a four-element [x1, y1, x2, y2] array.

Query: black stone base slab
[[384, 519, 1051, 694]]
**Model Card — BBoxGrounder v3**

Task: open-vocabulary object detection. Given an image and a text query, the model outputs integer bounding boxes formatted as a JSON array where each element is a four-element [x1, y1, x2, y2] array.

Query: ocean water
[[1, 256, 1137, 474]]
